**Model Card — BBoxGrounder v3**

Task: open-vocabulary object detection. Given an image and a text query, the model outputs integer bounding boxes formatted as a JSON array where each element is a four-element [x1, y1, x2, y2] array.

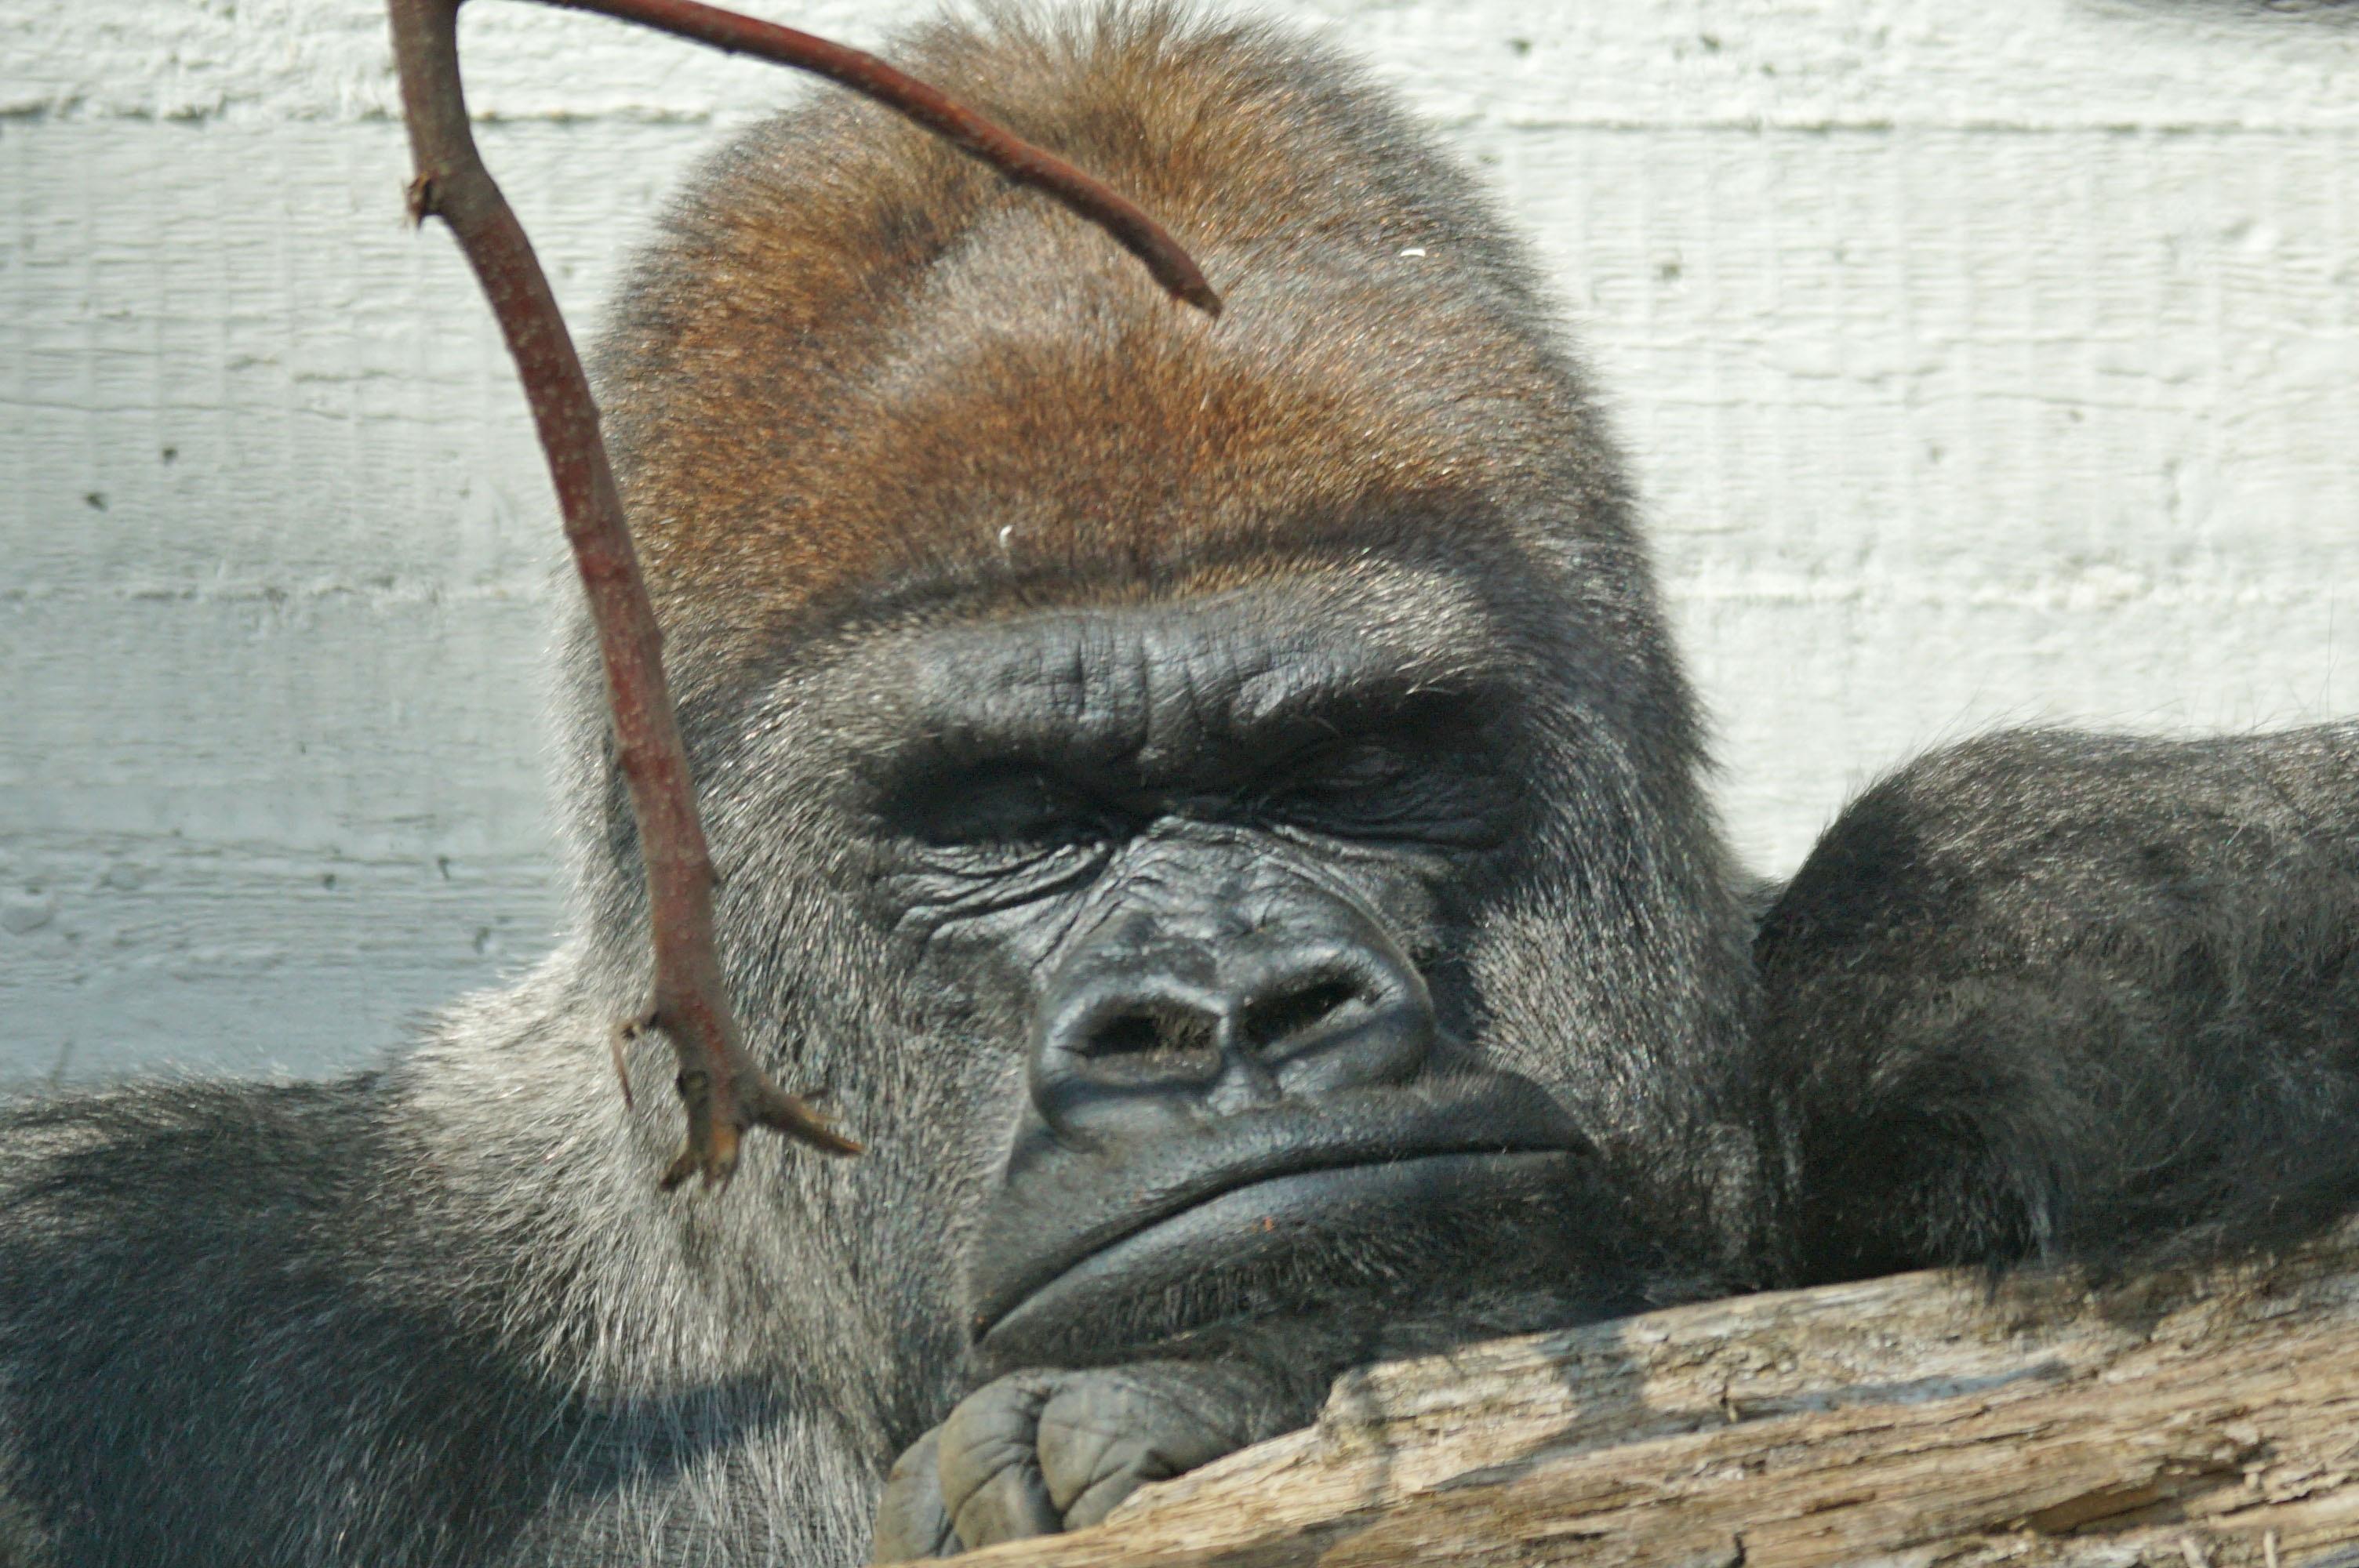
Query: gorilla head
[[575, 6, 1762, 1389]]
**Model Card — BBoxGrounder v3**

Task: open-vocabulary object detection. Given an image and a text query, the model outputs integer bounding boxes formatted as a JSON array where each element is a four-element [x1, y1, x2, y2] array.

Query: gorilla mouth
[[969, 1075, 1592, 1359]]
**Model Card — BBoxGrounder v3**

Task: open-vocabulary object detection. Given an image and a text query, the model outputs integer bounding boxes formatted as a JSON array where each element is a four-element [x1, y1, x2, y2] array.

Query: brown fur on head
[[589, 2, 1640, 659]]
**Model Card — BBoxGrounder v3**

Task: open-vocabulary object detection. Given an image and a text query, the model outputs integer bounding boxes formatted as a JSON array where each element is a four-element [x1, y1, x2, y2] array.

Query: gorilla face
[[762, 559, 1661, 1375]]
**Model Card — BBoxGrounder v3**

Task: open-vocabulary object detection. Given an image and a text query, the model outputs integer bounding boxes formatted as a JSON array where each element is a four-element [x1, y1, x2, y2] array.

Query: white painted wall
[[3, 0, 2354, 1083]]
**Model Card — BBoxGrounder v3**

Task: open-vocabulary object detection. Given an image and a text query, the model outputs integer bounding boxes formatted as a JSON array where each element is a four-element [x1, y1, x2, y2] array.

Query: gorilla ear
[[384, 0, 1218, 1192]]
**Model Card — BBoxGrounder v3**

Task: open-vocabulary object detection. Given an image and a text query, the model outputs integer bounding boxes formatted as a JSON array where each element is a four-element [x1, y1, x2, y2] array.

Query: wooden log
[[965, 1226, 2359, 1566]]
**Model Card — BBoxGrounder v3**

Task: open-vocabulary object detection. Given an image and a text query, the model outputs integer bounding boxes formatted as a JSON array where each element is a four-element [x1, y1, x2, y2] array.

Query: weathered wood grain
[[969, 1231, 2359, 1566]]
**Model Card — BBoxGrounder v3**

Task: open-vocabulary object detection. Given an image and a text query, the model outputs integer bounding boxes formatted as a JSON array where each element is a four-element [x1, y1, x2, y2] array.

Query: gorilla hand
[[871, 1361, 1290, 1559]]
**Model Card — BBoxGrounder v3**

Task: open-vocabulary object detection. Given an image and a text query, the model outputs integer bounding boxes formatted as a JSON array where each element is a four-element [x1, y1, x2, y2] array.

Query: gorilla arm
[[1757, 720, 2359, 1284]]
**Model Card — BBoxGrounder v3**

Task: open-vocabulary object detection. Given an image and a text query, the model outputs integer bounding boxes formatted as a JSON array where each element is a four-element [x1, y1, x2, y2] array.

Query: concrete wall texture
[[3, 0, 2354, 1083]]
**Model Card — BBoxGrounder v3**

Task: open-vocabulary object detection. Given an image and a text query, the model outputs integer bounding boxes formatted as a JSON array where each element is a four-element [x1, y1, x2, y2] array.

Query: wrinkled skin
[[1, 9, 2354, 1567]]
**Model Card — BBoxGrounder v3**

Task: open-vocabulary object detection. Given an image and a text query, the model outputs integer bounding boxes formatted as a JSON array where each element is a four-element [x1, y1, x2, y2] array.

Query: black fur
[[1760, 724, 2359, 1283], [3, 8, 2354, 1564]]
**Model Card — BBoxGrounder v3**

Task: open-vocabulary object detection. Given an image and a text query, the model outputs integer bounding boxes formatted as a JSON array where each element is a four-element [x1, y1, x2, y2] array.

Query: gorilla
[[3, 5, 2355, 1565]]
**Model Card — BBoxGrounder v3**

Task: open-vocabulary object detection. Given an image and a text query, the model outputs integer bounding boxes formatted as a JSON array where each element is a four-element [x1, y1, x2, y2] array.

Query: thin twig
[[383, 0, 1216, 1189], [390, 0, 855, 1188]]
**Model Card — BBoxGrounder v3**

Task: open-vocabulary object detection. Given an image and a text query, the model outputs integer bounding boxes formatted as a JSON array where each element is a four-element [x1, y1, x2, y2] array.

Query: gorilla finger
[[871, 1428, 960, 1563], [937, 1373, 1063, 1548], [1036, 1365, 1270, 1530]]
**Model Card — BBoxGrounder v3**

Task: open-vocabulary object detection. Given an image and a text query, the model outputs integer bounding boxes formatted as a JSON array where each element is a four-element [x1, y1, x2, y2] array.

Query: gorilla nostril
[[1241, 977, 1365, 1054], [1092, 1013, 1162, 1058], [1085, 1006, 1220, 1078]]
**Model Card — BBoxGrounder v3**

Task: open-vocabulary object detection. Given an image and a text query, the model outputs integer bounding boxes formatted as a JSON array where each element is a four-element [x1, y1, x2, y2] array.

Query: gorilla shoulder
[[1758, 720, 2359, 1283]]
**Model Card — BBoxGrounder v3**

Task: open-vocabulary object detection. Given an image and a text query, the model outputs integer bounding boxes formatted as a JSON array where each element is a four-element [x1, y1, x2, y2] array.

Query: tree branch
[[978, 1229, 2359, 1566], [384, 0, 1220, 1189]]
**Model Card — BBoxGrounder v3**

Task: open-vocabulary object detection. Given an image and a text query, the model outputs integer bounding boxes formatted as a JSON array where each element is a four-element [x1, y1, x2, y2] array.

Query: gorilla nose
[[1079, 965, 1367, 1074], [1029, 932, 1437, 1134]]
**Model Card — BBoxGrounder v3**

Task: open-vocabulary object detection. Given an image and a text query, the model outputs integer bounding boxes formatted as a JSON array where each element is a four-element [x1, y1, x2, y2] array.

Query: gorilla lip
[[969, 1075, 1589, 1349]]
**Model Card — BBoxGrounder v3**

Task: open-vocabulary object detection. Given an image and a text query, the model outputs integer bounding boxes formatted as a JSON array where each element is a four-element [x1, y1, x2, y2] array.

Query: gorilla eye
[[905, 764, 1114, 853], [1262, 742, 1434, 834], [1286, 743, 1411, 800], [1257, 705, 1514, 848]]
